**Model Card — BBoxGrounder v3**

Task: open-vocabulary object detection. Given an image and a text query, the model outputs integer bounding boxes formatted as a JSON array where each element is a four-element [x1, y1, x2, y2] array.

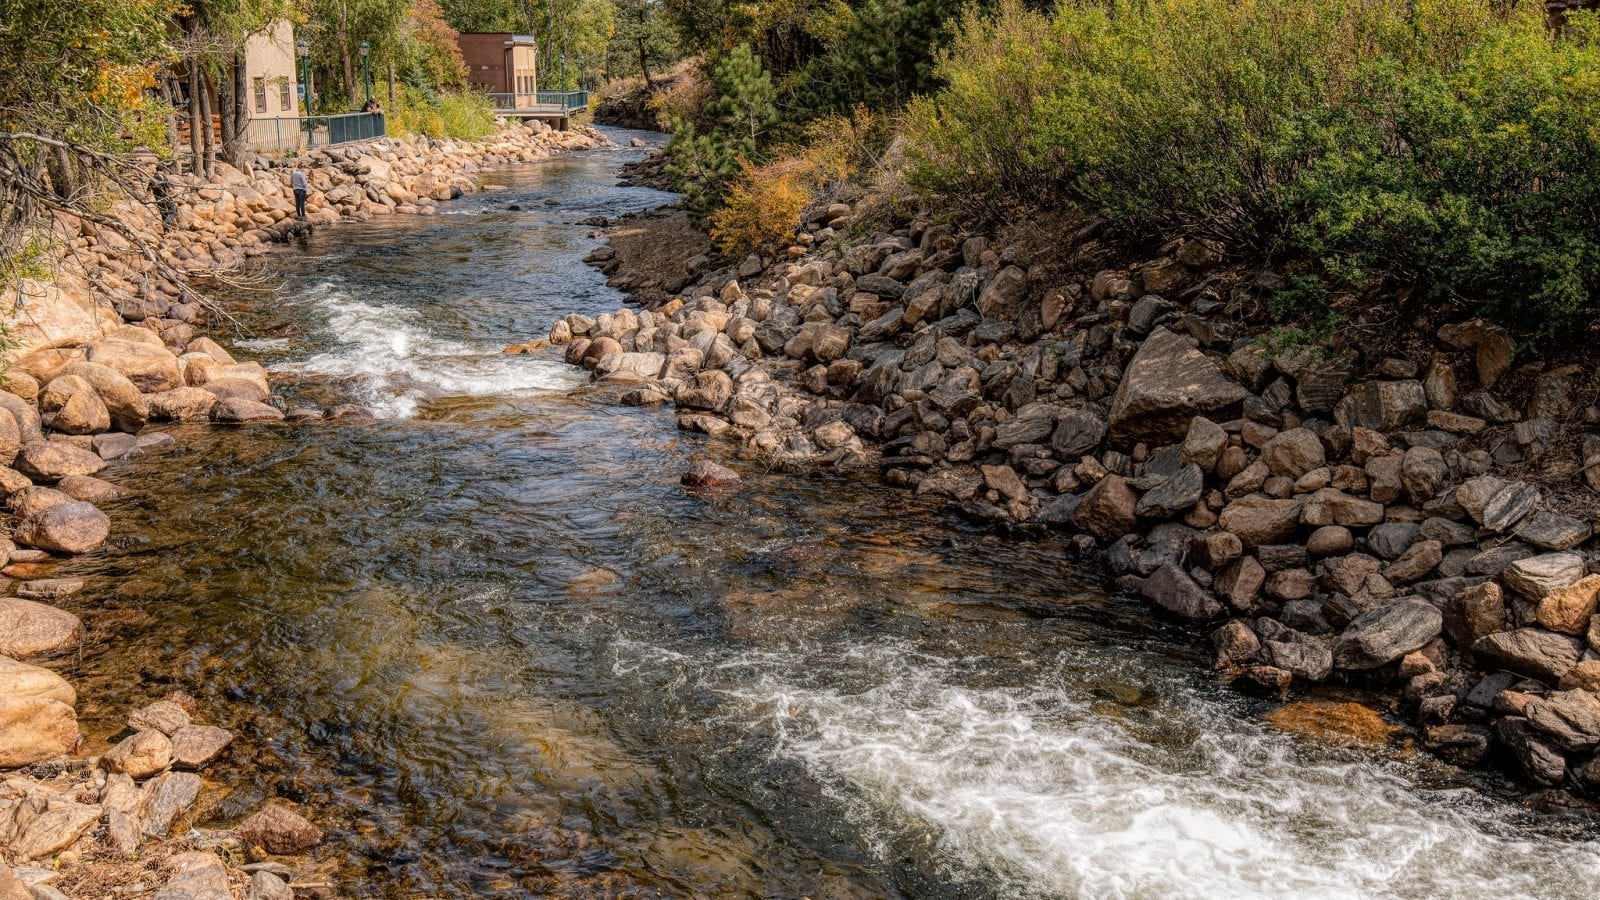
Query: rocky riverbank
[[547, 192, 1600, 798], [0, 121, 609, 897]]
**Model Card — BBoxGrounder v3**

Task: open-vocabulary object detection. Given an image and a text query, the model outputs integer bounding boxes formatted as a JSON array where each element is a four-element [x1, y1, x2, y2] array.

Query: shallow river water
[[45, 129, 1600, 897]]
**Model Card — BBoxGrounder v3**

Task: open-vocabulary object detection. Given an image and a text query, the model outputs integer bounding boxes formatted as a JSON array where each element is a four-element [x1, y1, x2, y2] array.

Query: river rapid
[[44, 129, 1600, 897]]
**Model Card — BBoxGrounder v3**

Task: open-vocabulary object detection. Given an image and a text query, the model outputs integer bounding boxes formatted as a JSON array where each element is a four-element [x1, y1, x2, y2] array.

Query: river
[[45, 128, 1600, 897]]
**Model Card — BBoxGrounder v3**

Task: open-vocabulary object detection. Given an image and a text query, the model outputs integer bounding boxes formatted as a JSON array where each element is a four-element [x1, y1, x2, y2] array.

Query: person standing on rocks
[[149, 167, 177, 231], [291, 167, 309, 219]]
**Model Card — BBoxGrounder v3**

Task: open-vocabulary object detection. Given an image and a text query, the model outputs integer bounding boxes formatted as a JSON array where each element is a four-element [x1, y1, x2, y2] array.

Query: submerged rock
[[680, 461, 741, 490]]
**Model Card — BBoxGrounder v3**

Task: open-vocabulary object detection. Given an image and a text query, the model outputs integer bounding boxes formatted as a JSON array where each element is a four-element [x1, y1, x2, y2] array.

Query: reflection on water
[[36, 129, 1600, 897]]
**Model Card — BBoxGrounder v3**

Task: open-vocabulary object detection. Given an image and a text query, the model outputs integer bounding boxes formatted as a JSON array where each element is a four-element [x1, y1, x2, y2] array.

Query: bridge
[[487, 91, 589, 125]]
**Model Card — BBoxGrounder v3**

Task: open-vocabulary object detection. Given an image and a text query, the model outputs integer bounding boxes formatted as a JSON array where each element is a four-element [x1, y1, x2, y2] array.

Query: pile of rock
[[0, 694, 324, 899], [556, 197, 1600, 792], [5, 123, 609, 359]]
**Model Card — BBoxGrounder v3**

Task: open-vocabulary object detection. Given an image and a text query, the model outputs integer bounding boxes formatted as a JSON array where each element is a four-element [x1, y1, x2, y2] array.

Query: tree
[[666, 44, 776, 216], [607, 0, 677, 85]]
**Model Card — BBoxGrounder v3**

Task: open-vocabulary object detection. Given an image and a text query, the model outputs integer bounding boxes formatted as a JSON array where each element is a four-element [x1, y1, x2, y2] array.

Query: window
[[278, 80, 291, 112], [253, 76, 267, 114]]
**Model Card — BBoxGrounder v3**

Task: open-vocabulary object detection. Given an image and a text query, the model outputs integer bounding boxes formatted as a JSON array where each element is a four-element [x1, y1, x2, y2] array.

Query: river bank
[[0, 122, 608, 896], [556, 163, 1600, 801]]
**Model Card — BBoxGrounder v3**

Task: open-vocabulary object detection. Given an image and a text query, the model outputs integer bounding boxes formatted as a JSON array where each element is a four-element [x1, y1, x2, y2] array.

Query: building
[[457, 33, 539, 103], [244, 20, 301, 120]]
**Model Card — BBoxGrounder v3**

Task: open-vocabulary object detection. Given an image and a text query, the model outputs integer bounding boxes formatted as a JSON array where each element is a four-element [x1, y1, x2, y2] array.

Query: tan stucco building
[[244, 19, 302, 119]]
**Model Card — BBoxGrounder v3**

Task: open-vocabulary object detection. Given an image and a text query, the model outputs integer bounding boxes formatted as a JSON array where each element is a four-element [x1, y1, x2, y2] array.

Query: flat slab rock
[[1333, 599, 1442, 669]]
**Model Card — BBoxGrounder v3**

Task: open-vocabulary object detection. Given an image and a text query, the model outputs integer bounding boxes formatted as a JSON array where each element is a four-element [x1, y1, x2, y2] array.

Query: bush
[[389, 84, 496, 141], [906, 0, 1600, 336], [709, 109, 888, 256], [666, 45, 777, 217]]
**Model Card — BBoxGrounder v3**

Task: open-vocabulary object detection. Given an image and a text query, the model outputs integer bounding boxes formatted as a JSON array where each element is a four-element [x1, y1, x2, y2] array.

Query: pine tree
[[666, 44, 776, 218]]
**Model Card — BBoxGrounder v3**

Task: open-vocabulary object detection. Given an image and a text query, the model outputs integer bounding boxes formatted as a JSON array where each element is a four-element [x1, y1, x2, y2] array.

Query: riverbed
[[43, 129, 1600, 897]]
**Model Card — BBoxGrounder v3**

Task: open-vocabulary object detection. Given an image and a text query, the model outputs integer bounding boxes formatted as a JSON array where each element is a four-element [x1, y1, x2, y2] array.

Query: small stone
[[1514, 510, 1591, 552], [5, 799, 100, 862], [1219, 496, 1301, 547], [1216, 555, 1266, 610], [1190, 531, 1243, 571], [1072, 473, 1138, 541], [1481, 481, 1541, 533], [248, 870, 294, 900], [141, 771, 202, 837], [1400, 447, 1448, 505], [236, 804, 325, 854], [210, 398, 285, 423], [154, 851, 231, 900], [1261, 428, 1324, 479], [1446, 581, 1505, 648], [170, 724, 234, 768], [1307, 526, 1353, 557], [14, 578, 85, 601], [680, 461, 741, 489], [1211, 621, 1259, 669], [1382, 539, 1442, 585], [1536, 574, 1600, 635], [1526, 689, 1600, 752], [129, 700, 191, 735]]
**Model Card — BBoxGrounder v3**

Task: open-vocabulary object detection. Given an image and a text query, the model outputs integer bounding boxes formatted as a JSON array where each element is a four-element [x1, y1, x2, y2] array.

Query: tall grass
[[905, 0, 1600, 334]]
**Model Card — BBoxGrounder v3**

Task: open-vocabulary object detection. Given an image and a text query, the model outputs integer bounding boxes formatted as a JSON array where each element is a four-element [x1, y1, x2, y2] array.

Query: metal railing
[[241, 112, 386, 153], [485, 90, 589, 113]]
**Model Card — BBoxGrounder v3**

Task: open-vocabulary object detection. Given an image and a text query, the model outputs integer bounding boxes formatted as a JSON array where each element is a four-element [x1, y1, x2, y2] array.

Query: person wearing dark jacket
[[149, 170, 177, 230], [291, 168, 308, 219]]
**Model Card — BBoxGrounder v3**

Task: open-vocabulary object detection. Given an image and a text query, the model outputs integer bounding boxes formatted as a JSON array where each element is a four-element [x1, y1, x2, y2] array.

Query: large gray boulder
[[1107, 328, 1248, 444]]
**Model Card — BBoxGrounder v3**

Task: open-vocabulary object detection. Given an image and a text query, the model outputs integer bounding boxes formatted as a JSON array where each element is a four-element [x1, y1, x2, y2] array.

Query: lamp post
[[358, 40, 372, 107], [295, 39, 310, 115]]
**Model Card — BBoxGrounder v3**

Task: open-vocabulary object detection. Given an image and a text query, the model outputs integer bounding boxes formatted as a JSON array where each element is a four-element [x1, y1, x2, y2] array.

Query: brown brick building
[[457, 34, 539, 99]]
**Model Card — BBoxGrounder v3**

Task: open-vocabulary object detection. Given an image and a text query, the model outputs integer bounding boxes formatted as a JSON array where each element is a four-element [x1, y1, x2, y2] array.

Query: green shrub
[[389, 84, 496, 141], [906, 0, 1600, 335], [666, 44, 778, 218]]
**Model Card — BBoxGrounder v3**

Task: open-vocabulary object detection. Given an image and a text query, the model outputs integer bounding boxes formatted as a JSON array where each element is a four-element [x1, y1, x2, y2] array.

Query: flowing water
[[43, 129, 1600, 897]]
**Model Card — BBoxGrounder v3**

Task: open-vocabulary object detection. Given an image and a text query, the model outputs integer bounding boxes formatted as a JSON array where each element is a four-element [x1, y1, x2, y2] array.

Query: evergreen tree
[[666, 44, 776, 218]]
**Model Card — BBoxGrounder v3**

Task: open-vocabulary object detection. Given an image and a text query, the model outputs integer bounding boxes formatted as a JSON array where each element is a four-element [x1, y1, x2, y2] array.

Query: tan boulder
[[0, 655, 75, 707], [0, 696, 78, 766], [86, 338, 184, 392], [1538, 574, 1600, 635], [0, 279, 108, 356], [236, 804, 324, 854], [48, 387, 110, 435], [60, 361, 148, 432], [13, 441, 106, 481], [147, 387, 219, 422], [0, 599, 82, 658], [102, 729, 172, 778], [13, 500, 110, 554], [9, 485, 73, 519]]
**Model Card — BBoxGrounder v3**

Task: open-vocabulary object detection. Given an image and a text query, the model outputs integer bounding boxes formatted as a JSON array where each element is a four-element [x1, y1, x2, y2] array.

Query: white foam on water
[[275, 282, 580, 417], [632, 639, 1600, 899]]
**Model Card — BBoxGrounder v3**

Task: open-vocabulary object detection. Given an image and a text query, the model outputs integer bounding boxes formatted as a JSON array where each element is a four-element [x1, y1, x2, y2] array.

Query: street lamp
[[358, 40, 372, 107], [295, 39, 310, 115]]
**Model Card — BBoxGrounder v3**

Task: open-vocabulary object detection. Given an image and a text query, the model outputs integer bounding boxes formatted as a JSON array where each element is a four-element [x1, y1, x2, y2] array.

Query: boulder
[[1107, 328, 1249, 444], [1072, 474, 1138, 541], [1334, 380, 1427, 432], [86, 338, 184, 392], [1216, 555, 1266, 610], [1211, 621, 1260, 668], [14, 501, 110, 554], [1502, 552, 1585, 600], [59, 361, 148, 432], [3, 797, 100, 861], [1472, 628, 1585, 684], [1135, 463, 1203, 519], [1496, 716, 1565, 786], [235, 804, 324, 854], [1139, 563, 1223, 621], [1051, 408, 1106, 458], [1260, 640, 1333, 682], [0, 600, 82, 658], [1333, 599, 1443, 669], [0, 696, 78, 767], [1400, 447, 1448, 505], [1526, 689, 1600, 752], [13, 441, 105, 481], [210, 398, 285, 423], [129, 700, 191, 735], [57, 474, 131, 503], [1181, 417, 1227, 472], [1219, 496, 1301, 546], [146, 387, 218, 422], [1536, 574, 1600, 635], [977, 265, 1028, 322], [1300, 488, 1383, 528], [1262, 428, 1324, 478], [1514, 511, 1592, 552], [102, 729, 172, 778], [48, 387, 109, 435], [0, 656, 74, 707]]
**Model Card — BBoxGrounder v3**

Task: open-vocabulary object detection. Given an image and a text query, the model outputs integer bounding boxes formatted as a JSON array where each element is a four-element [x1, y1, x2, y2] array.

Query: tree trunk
[[387, 61, 396, 104], [224, 49, 250, 169], [337, 2, 356, 103], [45, 141, 76, 200], [187, 61, 203, 172], [637, 36, 653, 88], [218, 65, 236, 167], [161, 76, 181, 162], [199, 68, 216, 178]]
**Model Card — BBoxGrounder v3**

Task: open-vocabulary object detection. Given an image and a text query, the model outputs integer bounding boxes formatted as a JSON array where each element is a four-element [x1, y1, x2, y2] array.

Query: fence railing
[[485, 91, 589, 113], [240, 112, 386, 153]]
